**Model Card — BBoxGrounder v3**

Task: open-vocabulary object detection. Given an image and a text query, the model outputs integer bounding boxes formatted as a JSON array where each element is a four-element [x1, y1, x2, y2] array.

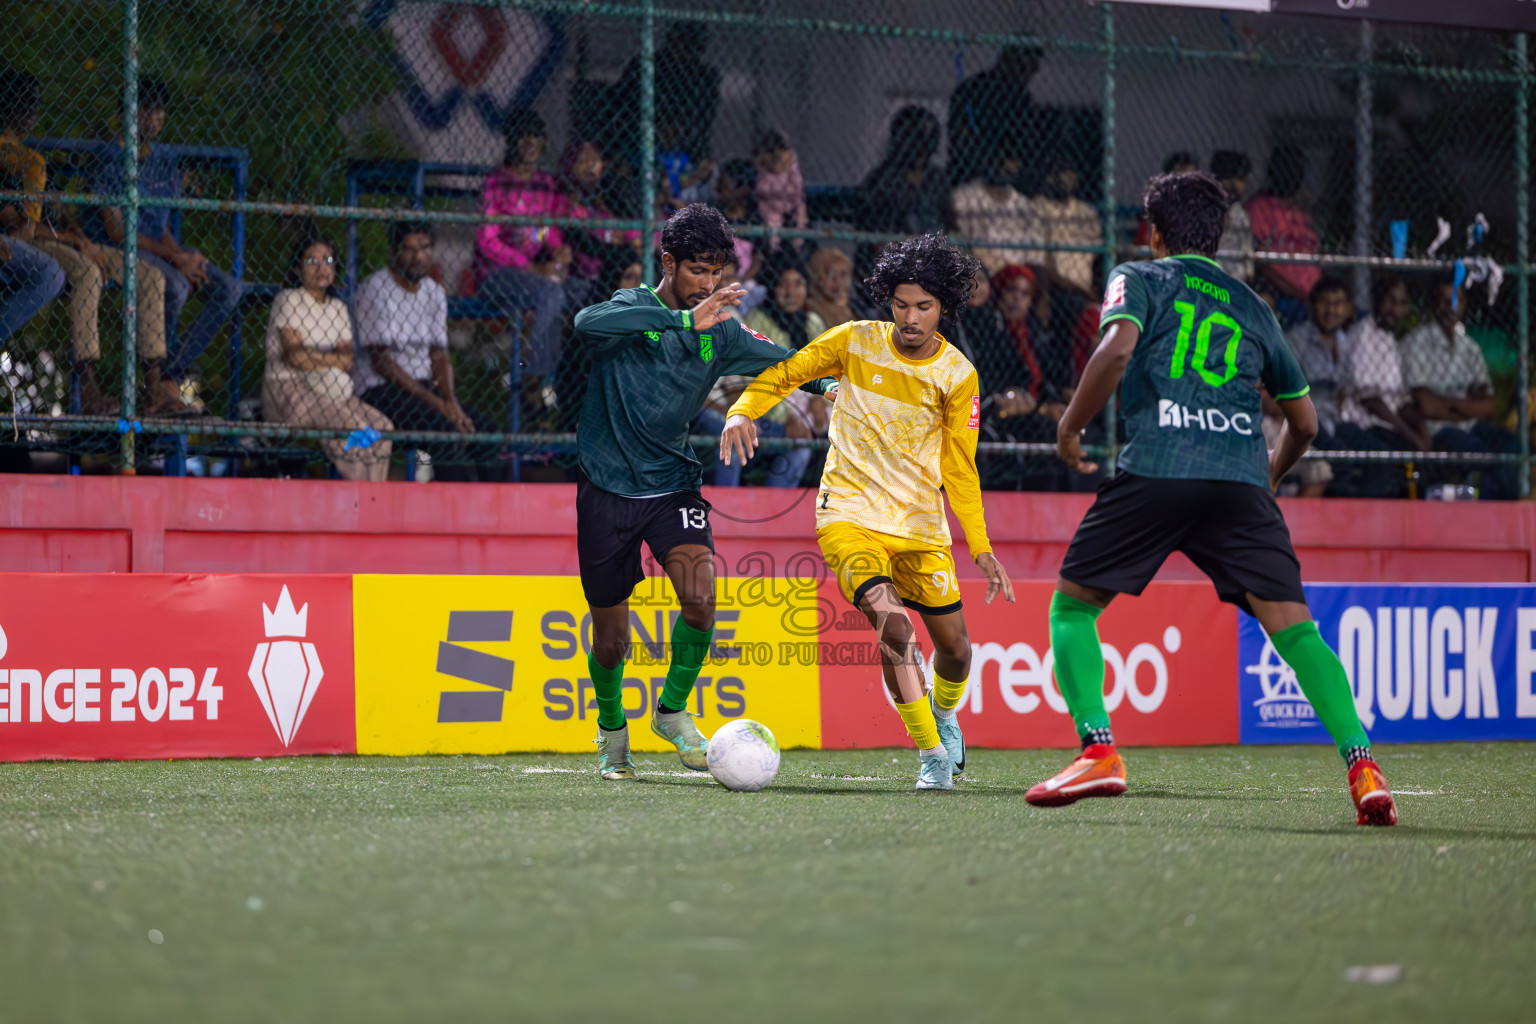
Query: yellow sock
[[894, 697, 941, 750], [932, 672, 967, 713]]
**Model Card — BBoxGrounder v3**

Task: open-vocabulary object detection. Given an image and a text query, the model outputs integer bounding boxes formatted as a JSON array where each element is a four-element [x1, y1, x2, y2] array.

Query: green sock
[[659, 617, 713, 713], [1270, 620, 1370, 762], [1049, 591, 1114, 746], [588, 651, 626, 731]]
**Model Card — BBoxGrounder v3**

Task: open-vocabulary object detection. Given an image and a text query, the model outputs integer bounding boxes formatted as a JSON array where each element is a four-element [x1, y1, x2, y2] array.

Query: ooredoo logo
[[248, 586, 325, 746], [908, 628, 1181, 717]]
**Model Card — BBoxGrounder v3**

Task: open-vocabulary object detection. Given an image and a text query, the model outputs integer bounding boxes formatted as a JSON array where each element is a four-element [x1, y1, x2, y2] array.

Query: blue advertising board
[[1238, 584, 1536, 744]]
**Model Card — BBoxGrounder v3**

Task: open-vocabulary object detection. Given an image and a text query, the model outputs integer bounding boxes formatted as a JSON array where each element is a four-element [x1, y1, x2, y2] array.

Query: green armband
[[680, 309, 694, 331]]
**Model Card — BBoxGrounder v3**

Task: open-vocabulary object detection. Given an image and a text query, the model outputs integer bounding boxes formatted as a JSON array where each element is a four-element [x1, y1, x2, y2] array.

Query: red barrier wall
[[1, 474, 1532, 581]]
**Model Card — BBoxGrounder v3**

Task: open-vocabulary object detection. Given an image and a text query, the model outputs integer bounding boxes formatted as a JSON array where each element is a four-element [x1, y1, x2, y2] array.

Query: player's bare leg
[[589, 602, 638, 780], [649, 543, 717, 770], [1026, 579, 1127, 807], [916, 609, 972, 773], [858, 583, 952, 790], [1247, 595, 1395, 826]]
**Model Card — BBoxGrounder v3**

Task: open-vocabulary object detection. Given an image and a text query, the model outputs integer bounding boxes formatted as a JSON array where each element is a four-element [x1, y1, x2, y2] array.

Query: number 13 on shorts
[[678, 506, 708, 529]]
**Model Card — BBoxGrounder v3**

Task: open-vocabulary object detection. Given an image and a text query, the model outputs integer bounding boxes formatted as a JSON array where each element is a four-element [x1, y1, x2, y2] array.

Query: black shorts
[[1059, 472, 1305, 615], [576, 470, 714, 608]]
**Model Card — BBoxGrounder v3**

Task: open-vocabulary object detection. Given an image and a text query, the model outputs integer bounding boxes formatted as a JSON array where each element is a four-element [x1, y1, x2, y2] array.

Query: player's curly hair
[[1143, 171, 1228, 258], [661, 203, 736, 266], [864, 233, 982, 320]]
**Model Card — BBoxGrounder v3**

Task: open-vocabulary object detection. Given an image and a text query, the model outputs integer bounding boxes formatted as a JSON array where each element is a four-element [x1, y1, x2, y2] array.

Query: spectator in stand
[[617, 23, 720, 171], [715, 158, 764, 304], [978, 264, 1071, 491], [805, 246, 855, 330], [615, 257, 643, 293], [947, 38, 1044, 188], [1211, 149, 1254, 283], [855, 106, 954, 284], [558, 140, 641, 310], [3, 70, 166, 415], [356, 222, 495, 483], [475, 107, 568, 419], [90, 75, 240, 415], [745, 252, 827, 352], [1400, 274, 1519, 499], [739, 250, 823, 487], [1342, 275, 1428, 451], [263, 238, 392, 482], [952, 150, 1038, 276], [1285, 276, 1403, 496], [1247, 143, 1320, 324], [0, 236, 62, 348], [1029, 153, 1102, 361], [0, 72, 75, 398], [753, 129, 806, 252], [1030, 154, 1100, 301]]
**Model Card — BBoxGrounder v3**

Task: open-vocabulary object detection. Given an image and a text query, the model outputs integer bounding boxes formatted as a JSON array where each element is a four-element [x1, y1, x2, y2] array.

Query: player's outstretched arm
[[939, 376, 1013, 604], [720, 325, 848, 465], [1057, 320, 1141, 474], [1269, 395, 1319, 491]]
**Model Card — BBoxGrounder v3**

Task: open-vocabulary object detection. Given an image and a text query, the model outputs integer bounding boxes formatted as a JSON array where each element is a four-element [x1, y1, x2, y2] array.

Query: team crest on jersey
[[699, 332, 713, 362], [1101, 275, 1126, 317], [968, 394, 981, 429]]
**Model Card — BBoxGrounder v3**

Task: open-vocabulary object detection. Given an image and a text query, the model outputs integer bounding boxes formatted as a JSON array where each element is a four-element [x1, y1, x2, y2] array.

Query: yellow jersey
[[727, 319, 991, 556]]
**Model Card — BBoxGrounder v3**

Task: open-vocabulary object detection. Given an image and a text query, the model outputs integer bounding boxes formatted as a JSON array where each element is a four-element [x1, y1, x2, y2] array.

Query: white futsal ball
[[707, 719, 781, 792]]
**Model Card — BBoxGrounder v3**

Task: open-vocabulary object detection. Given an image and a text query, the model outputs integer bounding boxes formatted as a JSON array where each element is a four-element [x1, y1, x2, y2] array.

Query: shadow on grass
[[1130, 789, 1294, 802], [1063, 811, 1536, 843]]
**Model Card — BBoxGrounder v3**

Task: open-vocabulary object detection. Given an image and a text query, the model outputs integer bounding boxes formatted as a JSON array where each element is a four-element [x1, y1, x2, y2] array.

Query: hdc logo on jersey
[[1157, 399, 1254, 436], [967, 394, 980, 429]]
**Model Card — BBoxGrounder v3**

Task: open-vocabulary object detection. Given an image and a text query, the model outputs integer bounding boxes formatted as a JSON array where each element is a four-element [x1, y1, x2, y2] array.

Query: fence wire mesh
[[0, 0, 1529, 497]]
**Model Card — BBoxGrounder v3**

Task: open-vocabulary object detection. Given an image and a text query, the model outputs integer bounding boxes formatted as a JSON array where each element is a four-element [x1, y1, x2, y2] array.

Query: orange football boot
[[1349, 758, 1398, 826], [1025, 743, 1127, 807]]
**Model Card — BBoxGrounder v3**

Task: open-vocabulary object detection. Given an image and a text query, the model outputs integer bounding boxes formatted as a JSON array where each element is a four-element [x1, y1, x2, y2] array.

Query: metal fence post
[[1101, 0, 1117, 473], [1517, 33, 1530, 499], [1352, 19, 1374, 313], [120, 0, 139, 472], [640, 0, 657, 287]]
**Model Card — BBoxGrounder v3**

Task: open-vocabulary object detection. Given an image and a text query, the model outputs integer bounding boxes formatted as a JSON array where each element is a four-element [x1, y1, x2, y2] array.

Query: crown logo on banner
[[262, 585, 309, 638]]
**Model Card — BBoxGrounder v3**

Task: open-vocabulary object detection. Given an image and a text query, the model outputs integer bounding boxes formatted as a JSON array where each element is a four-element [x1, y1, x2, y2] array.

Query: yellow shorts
[[817, 521, 962, 615]]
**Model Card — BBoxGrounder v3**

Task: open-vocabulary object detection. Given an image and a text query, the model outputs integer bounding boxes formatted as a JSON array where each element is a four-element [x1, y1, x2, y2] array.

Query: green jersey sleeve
[[1098, 264, 1150, 336], [1257, 308, 1310, 400], [572, 288, 687, 355]]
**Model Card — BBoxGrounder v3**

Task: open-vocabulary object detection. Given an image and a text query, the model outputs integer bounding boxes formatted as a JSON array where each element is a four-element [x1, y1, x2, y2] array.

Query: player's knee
[[937, 632, 972, 675], [679, 596, 715, 631], [879, 610, 916, 651]]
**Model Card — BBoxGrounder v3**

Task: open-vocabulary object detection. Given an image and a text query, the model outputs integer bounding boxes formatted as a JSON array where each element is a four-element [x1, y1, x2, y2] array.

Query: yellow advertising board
[[353, 574, 824, 755]]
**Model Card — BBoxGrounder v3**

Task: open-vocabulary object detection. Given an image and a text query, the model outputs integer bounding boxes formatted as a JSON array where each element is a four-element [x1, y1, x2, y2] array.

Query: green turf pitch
[[2, 744, 1531, 1023]]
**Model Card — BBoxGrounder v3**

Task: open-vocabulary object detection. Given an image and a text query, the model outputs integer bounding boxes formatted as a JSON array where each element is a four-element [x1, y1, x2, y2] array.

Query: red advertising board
[[0, 574, 355, 760], [817, 580, 1238, 749]]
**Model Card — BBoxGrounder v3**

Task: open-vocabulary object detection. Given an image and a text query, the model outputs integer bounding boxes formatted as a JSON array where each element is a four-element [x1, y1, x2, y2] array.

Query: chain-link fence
[[0, 0, 1530, 496]]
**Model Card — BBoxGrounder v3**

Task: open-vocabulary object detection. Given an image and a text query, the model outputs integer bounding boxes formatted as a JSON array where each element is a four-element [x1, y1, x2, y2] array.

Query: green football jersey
[[573, 286, 831, 498], [1099, 254, 1309, 488]]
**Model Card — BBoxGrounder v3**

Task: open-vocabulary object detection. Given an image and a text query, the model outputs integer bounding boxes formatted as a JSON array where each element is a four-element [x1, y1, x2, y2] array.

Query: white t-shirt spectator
[[352, 268, 448, 395], [1217, 202, 1254, 283], [1400, 320, 1492, 433], [952, 182, 1039, 276], [1340, 316, 1409, 431], [264, 288, 353, 400], [1028, 196, 1101, 296]]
